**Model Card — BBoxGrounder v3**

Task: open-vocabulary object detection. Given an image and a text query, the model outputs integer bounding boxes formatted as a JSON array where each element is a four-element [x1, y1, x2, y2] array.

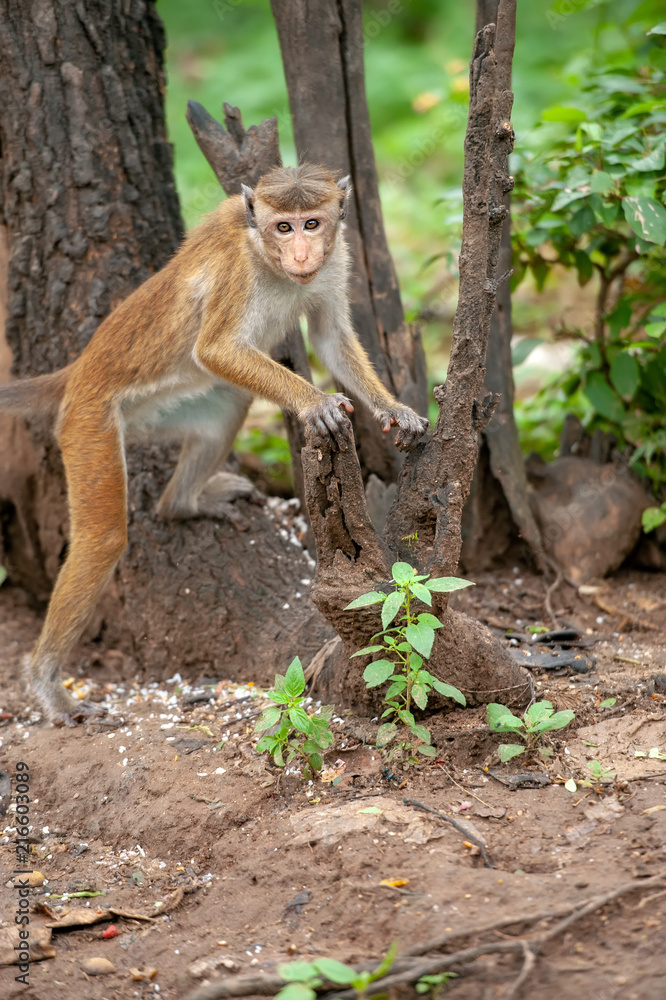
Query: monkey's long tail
[[0, 369, 68, 418]]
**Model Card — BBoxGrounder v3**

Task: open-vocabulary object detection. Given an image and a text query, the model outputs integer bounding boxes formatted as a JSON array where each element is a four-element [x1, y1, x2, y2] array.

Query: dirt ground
[[1, 564, 665, 1000]]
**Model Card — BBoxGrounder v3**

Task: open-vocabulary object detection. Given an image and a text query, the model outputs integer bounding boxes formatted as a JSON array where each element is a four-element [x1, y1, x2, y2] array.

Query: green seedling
[[346, 562, 471, 761], [565, 759, 617, 794], [487, 700, 575, 763], [255, 657, 334, 777], [276, 943, 396, 1000], [416, 972, 458, 995], [635, 747, 666, 761]]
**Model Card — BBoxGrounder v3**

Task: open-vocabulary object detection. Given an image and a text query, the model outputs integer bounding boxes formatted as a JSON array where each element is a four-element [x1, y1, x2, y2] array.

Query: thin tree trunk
[[270, 0, 428, 484], [462, 0, 545, 571], [301, 2, 531, 712]]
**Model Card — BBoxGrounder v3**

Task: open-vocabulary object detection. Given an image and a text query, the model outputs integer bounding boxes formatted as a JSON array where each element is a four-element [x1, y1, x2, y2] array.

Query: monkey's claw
[[303, 393, 354, 450], [377, 407, 429, 451], [55, 699, 107, 727]]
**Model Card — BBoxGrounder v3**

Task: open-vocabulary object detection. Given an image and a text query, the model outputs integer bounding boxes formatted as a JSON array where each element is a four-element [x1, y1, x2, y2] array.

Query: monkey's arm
[[307, 305, 428, 450], [195, 333, 354, 448]]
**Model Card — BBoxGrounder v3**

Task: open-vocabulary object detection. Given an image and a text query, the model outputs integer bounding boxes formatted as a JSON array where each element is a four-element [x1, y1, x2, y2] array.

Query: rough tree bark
[[301, 1, 531, 712], [461, 0, 545, 572], [0, 1, 333, 685], [270, 0, 428, 485]]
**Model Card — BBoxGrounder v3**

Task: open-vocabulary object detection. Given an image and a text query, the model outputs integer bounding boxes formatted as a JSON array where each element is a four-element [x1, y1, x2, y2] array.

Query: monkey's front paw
[[377, 406, 429, 450], [301, 393, 354, 450]]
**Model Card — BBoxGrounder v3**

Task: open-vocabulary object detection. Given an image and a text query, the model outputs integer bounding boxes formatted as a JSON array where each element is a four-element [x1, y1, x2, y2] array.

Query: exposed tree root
[[184, 872, 665, 1000]]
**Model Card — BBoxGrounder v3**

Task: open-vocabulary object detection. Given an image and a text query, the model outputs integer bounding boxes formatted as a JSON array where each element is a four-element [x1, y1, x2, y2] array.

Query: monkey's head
[[241, 164, 350, 285]]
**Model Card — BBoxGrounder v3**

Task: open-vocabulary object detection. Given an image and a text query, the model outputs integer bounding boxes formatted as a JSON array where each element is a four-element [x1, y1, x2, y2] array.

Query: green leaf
[[411, 684, 429, 711], [409, 581, 432, 605], [363, 659, 396, 688], [634, 146, 665, 172], [648, 21, 666, 34], [498, 744, 525, 762], [404, 622, 435, 659], [289, 707, 313, 735], [0, 566, 6, 587], [573, 250, 594, 285], [487, 703, 523, 731], [312, 959, 357, 985], [600, 698, 617, 709], [382, 590, 404, 629], [542, 105, 587, 123], [255, 734, 277, 754], [530, 710, 575, 733], [398, 709, 415, 728], [512, 337, 543, 367], [589, 171, 614, 195], [284, 657, 306, 698], [425, 576, 474, 592], [278, 963, 319, 983], [607, 298, 632, 338], [524, 701, 554, 727], [268, 691, 291, 705], [255, 705, 282, 731], [370, 942, 397, 982], [418, 744, 439, 757], [431, 679, 466, 705], [416, 613, 443, 629], [644, 320, 666, 339], [642, 505, 666, 532], [409, 651, 424, 671], [391, 562, 416, 584], [344, 591, 386, 609], [584, 372, 625, 422], [564, 778, 577, 793], [610, 353, 640, 399], [622, 196, 666, 244], [376, 722, 397, 747], [385, 678, 408, 699], [350, 645, 385, 658], [410, 723, 431, 744], [308, 753, 323, 773], [274, 984, 317, 1000]]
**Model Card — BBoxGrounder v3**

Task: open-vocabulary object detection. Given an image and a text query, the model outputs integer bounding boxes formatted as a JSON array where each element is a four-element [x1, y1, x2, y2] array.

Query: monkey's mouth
[[287, 269, 319, 284]]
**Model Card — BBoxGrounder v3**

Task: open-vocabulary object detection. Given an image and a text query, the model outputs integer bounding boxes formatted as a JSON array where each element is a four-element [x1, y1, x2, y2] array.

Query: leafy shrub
[[513, 21, 666, 502]]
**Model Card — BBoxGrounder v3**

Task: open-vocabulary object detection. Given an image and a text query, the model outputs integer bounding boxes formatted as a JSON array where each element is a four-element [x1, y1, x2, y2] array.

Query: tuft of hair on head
[[255, 164, 341, 213]]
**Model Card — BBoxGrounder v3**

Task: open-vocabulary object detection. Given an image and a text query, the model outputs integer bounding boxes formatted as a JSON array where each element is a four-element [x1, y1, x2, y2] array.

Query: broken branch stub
[[185, 101, 281, 195]]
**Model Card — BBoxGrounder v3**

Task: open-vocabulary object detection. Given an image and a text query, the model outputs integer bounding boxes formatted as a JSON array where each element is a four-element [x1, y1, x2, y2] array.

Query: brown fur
[[0, 164, 428, 726]]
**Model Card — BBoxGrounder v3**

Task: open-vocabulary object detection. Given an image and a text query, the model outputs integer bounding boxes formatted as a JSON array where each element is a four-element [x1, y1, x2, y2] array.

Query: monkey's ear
[[337, 175, 351, 220], [241, 183, 257, 229]]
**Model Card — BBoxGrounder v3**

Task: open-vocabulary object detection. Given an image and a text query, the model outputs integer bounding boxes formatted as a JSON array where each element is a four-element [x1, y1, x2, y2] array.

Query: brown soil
[[1, 566, 665, 1000]]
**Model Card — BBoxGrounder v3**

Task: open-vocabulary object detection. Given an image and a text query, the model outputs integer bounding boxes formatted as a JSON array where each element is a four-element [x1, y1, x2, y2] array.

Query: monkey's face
[[253, 202, 341, 285]]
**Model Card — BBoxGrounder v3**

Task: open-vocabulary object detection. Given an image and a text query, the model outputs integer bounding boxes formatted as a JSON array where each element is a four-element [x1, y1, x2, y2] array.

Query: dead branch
[[403, 798, 495, 868]]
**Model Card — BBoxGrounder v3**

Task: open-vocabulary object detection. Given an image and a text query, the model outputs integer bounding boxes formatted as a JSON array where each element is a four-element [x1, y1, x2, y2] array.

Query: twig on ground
[[403, 798, 495, 868], [594, 594, 659, 632], [544, 561, 563, 627], [184, 872, 666, 1000], [432, 760, 493, 809], [504, 940, 536, 998]]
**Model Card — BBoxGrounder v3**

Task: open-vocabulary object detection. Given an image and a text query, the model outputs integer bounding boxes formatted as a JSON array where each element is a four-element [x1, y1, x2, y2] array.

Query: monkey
[[0, 163, 429, 726]]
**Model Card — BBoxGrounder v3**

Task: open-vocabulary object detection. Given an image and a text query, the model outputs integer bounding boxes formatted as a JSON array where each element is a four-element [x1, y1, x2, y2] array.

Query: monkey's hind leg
[[156, 385, 254, 524], [30, 418, 128, 726]]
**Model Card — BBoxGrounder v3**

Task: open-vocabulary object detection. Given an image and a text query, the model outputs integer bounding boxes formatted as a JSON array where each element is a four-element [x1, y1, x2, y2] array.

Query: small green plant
[[565, 759, 616, 794], [643, 502, 666, 533], [255, 657, 334, 776], [487, 701, 575, 763], [275, 944, 396, 1000], [345, 562, 471, 761], [416, 972, 458, 995]]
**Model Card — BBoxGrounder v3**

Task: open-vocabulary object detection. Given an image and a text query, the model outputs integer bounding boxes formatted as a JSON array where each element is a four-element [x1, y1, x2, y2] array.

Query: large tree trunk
[[0, 1, 332, 686], [301, 1, 531, 712]]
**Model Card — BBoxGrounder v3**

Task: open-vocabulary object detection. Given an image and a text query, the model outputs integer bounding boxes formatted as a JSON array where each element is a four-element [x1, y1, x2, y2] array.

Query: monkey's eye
[[304, 219, 319, 230], [276, 222, 292, 233]]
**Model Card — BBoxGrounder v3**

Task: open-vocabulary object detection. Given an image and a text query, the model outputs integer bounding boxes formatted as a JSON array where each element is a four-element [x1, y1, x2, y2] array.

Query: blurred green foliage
[[512, 4, 666, 492]]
